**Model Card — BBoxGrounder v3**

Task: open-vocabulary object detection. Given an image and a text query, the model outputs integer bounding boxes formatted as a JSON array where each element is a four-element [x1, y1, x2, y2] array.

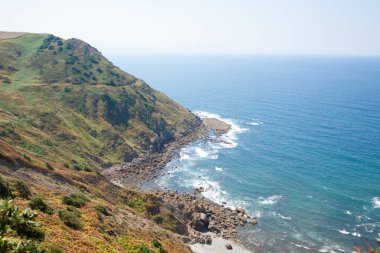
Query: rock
[[240, 215, 247, 223], [236, 207, 245, 214], [376, 238, 380, 243], [199, 213, 208, 222], [251, 219, 258, 225], [225, 243, 233, 250], [194, 187, 205, 194], [208, 224, 221, 233], [182, 236, 191, 243], [192, 219, 207, 232], [206, 236, 212, 245]]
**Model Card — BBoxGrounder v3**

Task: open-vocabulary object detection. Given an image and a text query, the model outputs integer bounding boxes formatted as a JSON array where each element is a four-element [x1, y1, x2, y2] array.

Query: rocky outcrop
[[153, 190, 258, 245]]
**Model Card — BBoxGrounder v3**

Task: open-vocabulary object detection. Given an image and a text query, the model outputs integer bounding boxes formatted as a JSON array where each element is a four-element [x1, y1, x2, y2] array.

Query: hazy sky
[[2, 0, 380, 55]]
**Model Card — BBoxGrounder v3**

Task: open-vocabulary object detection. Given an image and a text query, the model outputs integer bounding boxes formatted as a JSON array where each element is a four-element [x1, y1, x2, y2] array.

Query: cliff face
[[0, 32, 201, 171]]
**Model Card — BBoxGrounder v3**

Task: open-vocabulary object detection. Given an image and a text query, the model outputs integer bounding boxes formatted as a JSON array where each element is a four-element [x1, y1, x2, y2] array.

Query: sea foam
[[259, 195, 282, 205], [373, 197, 380, 208]]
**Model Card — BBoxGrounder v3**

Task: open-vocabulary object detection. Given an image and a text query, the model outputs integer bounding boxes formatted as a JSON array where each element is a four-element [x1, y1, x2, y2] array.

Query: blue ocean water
[[113, 55, 380, 252]]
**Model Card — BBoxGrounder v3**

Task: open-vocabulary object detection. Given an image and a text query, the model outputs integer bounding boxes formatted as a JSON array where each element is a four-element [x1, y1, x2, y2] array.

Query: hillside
[[0, 31, 204, 252], [0, 32, 202, 172]]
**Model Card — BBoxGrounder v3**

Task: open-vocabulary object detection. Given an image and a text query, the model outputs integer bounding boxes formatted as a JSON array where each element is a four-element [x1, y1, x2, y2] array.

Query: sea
[[112, 55, 380, 252]]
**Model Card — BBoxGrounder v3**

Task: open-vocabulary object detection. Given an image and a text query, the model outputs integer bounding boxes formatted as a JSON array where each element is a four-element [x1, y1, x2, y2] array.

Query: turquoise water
[[113, 55, 380, 252]]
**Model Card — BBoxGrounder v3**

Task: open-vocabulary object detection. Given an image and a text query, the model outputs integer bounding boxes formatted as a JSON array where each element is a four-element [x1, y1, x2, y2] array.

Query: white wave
[[279, 214, 292, 220], [373, 197, 380, 208], [194, 110, 248, 149], [215, 166, 223, 171], [259, 195, 282, 205], [195, 147, 209, 157], [271, 211, 292, 220], [318, 246, 339, 253], [338, 229, 350, 235], [352, 232, 361, 237], [186, 176, 229, 206], [345, 210, 352, 215], [246, 118, 263, 126], [292, 243, 311, 250]]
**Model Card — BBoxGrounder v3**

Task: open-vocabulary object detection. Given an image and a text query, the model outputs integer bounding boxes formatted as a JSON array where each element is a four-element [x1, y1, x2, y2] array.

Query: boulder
[[251, 219, 258, 225], [225, 243, 233, 250], [236, 207, 245, 214], [192, 219, 207, 232]]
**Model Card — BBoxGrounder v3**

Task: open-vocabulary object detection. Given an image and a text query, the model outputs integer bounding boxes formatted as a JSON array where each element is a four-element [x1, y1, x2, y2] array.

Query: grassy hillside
[[0, 32, 201, 172], [0, 32, 201, 252]]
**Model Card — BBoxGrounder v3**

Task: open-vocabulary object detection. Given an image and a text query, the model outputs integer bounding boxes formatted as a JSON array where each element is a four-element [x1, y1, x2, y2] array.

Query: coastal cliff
[[0, 31, 205, 252]]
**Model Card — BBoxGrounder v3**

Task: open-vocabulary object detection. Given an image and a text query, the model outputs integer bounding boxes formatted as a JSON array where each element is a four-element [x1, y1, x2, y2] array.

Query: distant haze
[[2, 0, 380, 56]]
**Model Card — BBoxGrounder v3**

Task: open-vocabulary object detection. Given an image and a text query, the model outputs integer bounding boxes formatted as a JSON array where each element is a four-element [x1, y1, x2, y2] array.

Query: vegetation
[[29, 196, 54, 214], [13, 180, 32, 199], [0, 176, 12, 199], [0, 31, 198, 253], [0, 199, 45, 252], [62, 192, 90, 207], [57, 209, 83, 230]]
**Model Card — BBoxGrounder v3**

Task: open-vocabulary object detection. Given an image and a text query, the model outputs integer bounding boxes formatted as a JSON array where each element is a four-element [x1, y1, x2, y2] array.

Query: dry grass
[[0, 31, 28, 40]]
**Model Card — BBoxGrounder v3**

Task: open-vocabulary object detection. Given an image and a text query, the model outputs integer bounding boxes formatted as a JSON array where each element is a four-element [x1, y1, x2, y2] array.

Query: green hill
[[0, 32, 201, 172], [0, 32, 202, 252]]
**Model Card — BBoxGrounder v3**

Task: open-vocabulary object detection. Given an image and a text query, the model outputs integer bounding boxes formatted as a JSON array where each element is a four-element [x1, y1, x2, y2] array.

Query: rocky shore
[[155, 189, 258, 246], [104, 117, 254, 252], [103, 121, 208, 188]]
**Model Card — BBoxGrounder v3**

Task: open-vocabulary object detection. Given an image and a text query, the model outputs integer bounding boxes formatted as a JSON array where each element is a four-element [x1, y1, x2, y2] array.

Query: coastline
[[103, 117, 255, 253]]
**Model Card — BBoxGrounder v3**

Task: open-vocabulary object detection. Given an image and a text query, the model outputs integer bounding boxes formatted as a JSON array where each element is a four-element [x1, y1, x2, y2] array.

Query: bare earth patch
[[0, 31, 28, 40]]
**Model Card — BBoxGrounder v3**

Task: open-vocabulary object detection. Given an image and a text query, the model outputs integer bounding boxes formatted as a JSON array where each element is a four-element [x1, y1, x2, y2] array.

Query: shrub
[[94, 205, 111, 220], [14, 180, 32, 199], [0, 199, 45, 251], [46, 244, 64, 253], [57, 210, 83, 230], [0, 176, 12, 199], [127, 197, 145, 215], [66, 206, 81, 217], [63, 87, 71, 92], [62, 193, 90, 207], [152, 239, 168, 253], [22, 153, 31, 161], [29, 196, 54, 214], [46, 162, 54, 170], [2, 77, 11, 84]]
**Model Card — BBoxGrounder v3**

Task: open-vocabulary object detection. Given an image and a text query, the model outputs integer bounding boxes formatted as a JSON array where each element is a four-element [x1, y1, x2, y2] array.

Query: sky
[[1, 0, 380, 56]]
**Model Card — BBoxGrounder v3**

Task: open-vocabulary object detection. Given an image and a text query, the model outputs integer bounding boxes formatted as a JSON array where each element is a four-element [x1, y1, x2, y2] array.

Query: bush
[[152, 239, 168, 253], [14, 180, 32, 199], [2, 77, 11, 84], [57, 210, 83, 230], [0, 199, 45, 251], [94, 205, 111, 220], [29, 196, 54, 214], [46, 162, 54, 170], [62, 193, 90, 207], [46, 244, 64, 253], [63, 87, 71, 92], [66, 206, 81, 217], [94, 205, 111, 216], [22, 153, 31, 161], [0, 176, 12, 199]]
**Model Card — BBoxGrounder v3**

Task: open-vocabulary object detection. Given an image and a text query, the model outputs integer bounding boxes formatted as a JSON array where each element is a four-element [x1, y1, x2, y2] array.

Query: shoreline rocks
[[154, 190, 258, 245], [203, 118, 232, 136]]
